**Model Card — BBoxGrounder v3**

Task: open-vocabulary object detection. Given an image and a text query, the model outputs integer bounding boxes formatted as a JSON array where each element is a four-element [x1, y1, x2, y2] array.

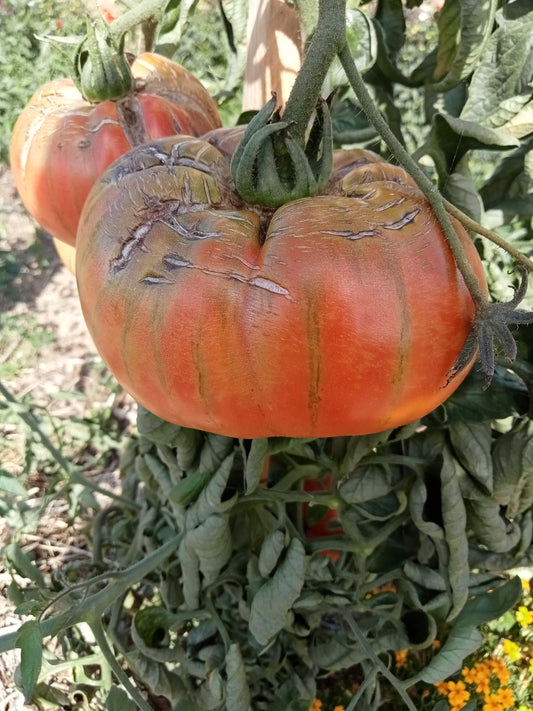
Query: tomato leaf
[[249, 538, 306, 646], [449, 420, 493, 494], [15, 620, 42, 702], [105, 687, 138, 711], [225, 644, 252, 711], [433, 0, 498, 91], [460, 5, 533, 131], [414, 577, 522, 684], [440, 448, 469, 619], [492, 419, 533, 517], [258, 529, 286, 579]]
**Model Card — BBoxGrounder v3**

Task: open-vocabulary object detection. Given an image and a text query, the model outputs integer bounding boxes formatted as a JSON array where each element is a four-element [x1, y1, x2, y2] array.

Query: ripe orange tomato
[[75, 135, 488, 438], [10, 53, 222, 246]]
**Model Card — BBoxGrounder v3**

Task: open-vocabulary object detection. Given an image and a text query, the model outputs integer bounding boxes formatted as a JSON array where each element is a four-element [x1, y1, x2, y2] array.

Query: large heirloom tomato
[[10, 53, 222, 247], [76, 135, 488, 439]]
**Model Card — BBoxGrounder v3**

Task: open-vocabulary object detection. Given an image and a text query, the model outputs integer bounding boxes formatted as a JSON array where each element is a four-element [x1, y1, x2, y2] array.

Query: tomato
[[75, 135, 488, 439], [10, 53, 222, 247], [303, 476, 343, 561]]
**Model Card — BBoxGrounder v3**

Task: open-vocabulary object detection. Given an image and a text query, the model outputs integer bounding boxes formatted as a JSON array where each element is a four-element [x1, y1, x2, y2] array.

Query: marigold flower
[[502, 638, 521, 662], [488, 657, 511, 686], [435, 681, 449, 695], [333, 707, 345, 711], [447, 680, 470, 709], [516, 605, 533, 627], [462, 666, 477, 684], [495, 687, 515, 709], [483, 695, 503, 711], [309, 700, 322, 711], [395, 650, 408, 668]]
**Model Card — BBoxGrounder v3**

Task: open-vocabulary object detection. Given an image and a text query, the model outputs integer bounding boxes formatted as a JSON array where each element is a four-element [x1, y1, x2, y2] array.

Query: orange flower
[[447, 680, 470, 709], [435, 681, 449, 696], [462, 666, 477, 684], [487, 657, 511, 686], [483, 695, 503, 711], [333, 707, 345, 711], [309, 700, 322, 711], [495, 687, 515, 709], [395, 650, 408, 668]]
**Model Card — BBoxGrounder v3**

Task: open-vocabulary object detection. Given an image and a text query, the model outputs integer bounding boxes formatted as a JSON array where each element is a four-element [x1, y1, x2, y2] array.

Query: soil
[[0, 163, 136, 709]]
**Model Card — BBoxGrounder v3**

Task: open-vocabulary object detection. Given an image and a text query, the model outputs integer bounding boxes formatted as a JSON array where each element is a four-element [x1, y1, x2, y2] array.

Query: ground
[[0, 163, 135, 709]]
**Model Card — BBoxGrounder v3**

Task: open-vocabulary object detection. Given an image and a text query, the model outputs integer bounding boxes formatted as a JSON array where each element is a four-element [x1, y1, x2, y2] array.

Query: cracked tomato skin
[[76, 135, 488, 439], [9, 53, 222, 247]]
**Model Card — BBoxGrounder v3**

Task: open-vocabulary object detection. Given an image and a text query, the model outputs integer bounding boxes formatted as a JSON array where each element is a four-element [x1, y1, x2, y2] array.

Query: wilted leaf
[[258, 529, 286, 579], [15, 620, 42, 702], [249, 538, 307, 646], [440, 448, 469, 619], [225, 644, 251, 711], [416, 577, 522, 684], [449, 420, 493, 493]]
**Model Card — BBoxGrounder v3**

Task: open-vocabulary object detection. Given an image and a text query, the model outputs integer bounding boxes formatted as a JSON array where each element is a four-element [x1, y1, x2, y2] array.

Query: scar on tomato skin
[[140, 273, 175, 285], [162, 253, 292, 298], [320, 228, 379, 240], [381, 207, 421, 231], [374, 197, 407, 212], [110, 222, 153, 273]]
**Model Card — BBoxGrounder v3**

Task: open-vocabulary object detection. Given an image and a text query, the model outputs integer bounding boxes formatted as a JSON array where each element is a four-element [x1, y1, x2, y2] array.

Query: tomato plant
[[75, 134, 487, 439], [9, 52, 222, 246]]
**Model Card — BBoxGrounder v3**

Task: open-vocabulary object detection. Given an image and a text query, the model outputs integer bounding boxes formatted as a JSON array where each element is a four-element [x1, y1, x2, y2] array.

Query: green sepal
[[230, 96, 334, 208], [75, 20, 133, 103]]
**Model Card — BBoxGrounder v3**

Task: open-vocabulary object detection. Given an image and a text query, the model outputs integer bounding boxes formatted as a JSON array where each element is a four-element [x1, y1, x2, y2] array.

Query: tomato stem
[[338, 45, 488, 311], [107, 0, 168, 46], [115, 94, 149, 147], [282, 0, 347, 144]]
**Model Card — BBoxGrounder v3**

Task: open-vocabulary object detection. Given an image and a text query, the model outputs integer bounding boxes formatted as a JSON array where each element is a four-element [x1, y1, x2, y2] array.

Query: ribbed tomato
[[75, 135, 488, 439], [10, 53, 222, 246]]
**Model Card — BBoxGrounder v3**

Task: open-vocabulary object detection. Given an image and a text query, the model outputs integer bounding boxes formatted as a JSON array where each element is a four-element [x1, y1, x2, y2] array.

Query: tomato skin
[[76, 135, 488, 439], [9, 53, 222, 247]]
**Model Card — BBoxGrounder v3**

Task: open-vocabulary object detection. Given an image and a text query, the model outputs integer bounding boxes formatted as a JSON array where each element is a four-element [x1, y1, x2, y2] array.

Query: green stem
[[345, 615, 419, 711], [0, 380, 139, 510], [282, 0, 347, 144], [338, 46, 488, 310], [90, 619, 153, 711], [0, 534, 181, 653], [107, 0, 168, 44]]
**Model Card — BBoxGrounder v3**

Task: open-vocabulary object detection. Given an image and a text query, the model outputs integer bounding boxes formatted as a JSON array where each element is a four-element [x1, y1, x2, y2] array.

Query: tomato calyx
[[75, 20, 133, 103], [230, 94, 333, 208], [449, 266, 533, 387]]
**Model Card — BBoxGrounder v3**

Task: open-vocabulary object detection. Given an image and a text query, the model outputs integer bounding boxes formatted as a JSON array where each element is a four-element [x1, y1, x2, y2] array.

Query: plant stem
[[345, 615, 419, 711], [0, 379, 139, 510], [282, 0, 347, 144], [90, 619, 153, 711], [107, 0, 168, 44], [339, 46, 488, 310]]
